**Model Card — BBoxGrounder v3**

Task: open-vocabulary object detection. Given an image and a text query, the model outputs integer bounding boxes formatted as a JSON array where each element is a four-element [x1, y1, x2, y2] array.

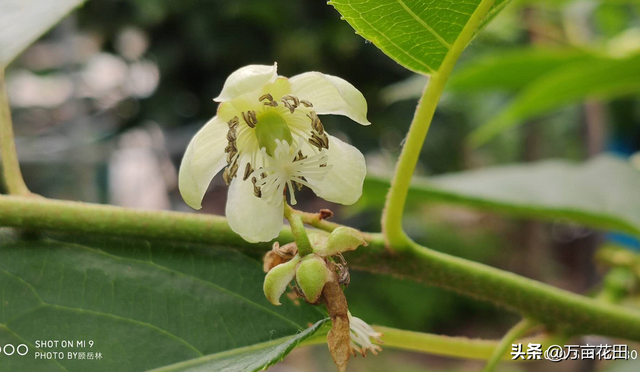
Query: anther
[[226, 128, 237, 142], [259, 93, 273, 102], [251, 176, 262, 198], [226, 150, 237, 164], [300, 99, 313, 108], [310, 132, 329, 150], [227, 116, 239, 129], [308, 137, 323, 151], [242, 111, 258, 128], [282, 94, 299, 106], [223, 168, 232, 185], [307, 111, 324, 134], [259, 93, 278, 107], [243, 163, 253, 181], [281, 95, 299, 114], [229, 162, 239, 179], [295, 150, 307, 161]]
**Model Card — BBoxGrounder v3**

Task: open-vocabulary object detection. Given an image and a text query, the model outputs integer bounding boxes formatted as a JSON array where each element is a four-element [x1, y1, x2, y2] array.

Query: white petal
[[307, 135, 366, 205], [226, 176, 284, 243], [289, 72, 370, 125], [214, 63, 278, 102], [179, 116, 228, 210]]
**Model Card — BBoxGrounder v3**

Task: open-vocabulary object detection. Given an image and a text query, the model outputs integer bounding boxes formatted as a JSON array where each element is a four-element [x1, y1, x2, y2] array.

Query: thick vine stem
[[0, 68, 31, 196], [2, 195, 640, 341], [284, 204, 313, 256], [382, 0, 496, 250]]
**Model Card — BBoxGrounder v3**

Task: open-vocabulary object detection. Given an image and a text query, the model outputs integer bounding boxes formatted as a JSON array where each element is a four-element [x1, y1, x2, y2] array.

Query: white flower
[[348, 312, 383, 356], [179, 63, 369, 242]]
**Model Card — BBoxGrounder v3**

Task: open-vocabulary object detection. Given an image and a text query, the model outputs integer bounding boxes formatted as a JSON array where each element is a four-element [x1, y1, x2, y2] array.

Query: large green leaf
[[469, 53, 640, 147], [0, 230, 323, 371], [360, 155, 640, 237], [329, 0, 511, 74], [149, 318, 329, 372], [448, 48, 597, 92], [0, 0, 86, 66], [380, 48, 596, 104]]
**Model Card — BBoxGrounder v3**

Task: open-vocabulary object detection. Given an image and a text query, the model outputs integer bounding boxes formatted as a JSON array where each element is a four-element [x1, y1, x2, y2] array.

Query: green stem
[[284, 204, 313, 256], [0, 68, 30, 196], [372, 325, 558, 361], [294, 209, 382, 243], [2, 194, 640, 341], [382, 0, 496, 250], [294, 210, 342, 233], [0, 194, 276, 250], [482, 319, 536, 372], [348, 239, 640, 341]]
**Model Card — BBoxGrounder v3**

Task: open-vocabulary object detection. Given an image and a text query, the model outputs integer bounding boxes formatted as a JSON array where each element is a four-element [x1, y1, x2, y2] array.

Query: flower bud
[[295, 254, 331, 303], [263, 255, 300, 305], [313, 227, 367, 257]]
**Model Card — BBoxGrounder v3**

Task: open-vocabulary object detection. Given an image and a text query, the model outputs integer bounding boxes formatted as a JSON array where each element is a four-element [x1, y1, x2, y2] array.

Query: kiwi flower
[[179, 64, 369, 242]]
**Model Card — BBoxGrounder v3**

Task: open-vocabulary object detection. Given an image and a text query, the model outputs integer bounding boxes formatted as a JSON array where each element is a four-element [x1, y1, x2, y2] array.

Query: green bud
[[313, 226, 367, 257], [255, 111, 293, 156], [296, 255, 330, 303], [263, 255, 300, 306]]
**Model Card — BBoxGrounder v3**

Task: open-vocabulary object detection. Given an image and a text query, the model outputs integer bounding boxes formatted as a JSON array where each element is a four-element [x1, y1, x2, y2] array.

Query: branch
[[382, 0, 496, 249], [0, 68, 30, 196], [1, 194, 640, 341]]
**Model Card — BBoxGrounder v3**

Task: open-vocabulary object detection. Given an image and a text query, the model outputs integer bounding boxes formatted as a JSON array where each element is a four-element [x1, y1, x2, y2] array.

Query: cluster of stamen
[[307, 111, 329, 151], [223, 116, 240, 185], [221, 92, 332, 199]]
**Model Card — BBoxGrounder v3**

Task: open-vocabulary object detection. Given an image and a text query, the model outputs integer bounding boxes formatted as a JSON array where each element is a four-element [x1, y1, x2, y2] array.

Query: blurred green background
[[5, 0, 640, 370]]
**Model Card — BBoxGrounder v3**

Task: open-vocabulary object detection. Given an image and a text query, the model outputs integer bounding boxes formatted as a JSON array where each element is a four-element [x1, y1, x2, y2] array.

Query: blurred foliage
[[4, 0, 640, 371]]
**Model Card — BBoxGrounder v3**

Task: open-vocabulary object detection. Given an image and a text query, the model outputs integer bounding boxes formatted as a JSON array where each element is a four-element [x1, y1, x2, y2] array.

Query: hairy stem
[[2, 194, 640, 341], [348, 240, 640, 341], [0, 194, 275, 250], [382, 0, 496, 249], [0, 68, 30, 196], [482, 319, 536, 372], [284, 204, 313, 256]]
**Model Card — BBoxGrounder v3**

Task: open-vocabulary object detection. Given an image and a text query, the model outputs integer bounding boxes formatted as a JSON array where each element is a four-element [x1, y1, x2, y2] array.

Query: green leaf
[[448, 48, 597, 92], [0, 0, 86, 66], [0, 230, 323, 371], [361, 155, 640, 237], [380, 48, 595, 104], [149, 318, 329, 372], [469, 53, 640, 147], [330, 0, 511, 74]]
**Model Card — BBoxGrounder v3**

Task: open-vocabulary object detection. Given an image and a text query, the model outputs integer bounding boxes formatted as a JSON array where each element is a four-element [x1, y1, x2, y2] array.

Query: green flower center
[[255, 111, 293, 156]]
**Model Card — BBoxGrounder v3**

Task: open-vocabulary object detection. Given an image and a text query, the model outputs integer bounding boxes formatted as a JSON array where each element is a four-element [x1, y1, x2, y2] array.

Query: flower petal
[[226, 176, 284, 243], [307, 135, 366, 205], [214, 63, 278, 102], [179, 116, 228, 210], [289, 72, 369, 125]]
